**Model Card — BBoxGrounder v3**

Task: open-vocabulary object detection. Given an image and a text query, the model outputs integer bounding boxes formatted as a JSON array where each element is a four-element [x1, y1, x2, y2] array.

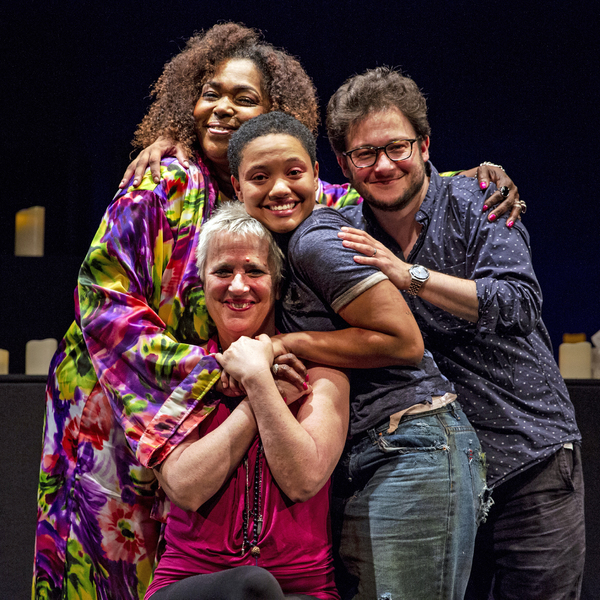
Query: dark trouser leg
[[148, 565, 318, 600], [466, 445, 585, 600]]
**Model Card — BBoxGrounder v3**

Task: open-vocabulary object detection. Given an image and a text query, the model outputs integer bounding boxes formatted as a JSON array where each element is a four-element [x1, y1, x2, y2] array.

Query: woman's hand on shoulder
[[465, 162, 524, 228], [118, 136, 189, 189]]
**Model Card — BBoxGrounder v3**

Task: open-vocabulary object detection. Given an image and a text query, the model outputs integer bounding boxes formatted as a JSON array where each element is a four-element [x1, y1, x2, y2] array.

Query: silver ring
[[373, 248, 377, 257], [499, 186, 510, 199], [271, 364, 280, 376], [519, 200, 527, 214]]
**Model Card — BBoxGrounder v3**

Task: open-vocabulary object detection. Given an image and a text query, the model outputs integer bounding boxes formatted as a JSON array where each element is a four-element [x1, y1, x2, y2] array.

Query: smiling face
[[232, 133, 319, 234], [193, 58, 271, 178], [203, 232, 276, 350], [339, 107, 430, 213]]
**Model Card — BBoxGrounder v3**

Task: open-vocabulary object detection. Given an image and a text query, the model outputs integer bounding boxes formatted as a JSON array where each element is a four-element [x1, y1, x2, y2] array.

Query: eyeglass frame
[[342, 138, 421, 169]]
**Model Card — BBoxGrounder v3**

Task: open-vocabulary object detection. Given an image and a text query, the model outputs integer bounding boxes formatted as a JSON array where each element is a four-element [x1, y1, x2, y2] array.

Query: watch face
[[411, 265, 429, 280]]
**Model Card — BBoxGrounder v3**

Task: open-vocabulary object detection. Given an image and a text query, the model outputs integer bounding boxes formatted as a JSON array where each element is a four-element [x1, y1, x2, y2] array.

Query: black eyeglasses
[[343, 138, 420, 168]]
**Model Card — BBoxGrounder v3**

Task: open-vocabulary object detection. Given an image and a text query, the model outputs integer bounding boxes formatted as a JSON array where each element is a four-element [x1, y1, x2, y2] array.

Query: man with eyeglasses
[[325, 67, 584, 600]]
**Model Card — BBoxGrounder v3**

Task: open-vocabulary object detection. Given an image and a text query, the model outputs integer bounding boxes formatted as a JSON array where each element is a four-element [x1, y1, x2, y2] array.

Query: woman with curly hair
[[132, 21, 318, 197], [33, 22, 321, 600]]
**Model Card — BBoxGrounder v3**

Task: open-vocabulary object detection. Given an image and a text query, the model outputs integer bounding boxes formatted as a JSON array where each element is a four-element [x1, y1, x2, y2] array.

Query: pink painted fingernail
[[482, 205, 488, 212], [302, 382, 308, 390], [488, 214, 497, 222], [480, 181, 488, 190], [507, 220, 514, 228]]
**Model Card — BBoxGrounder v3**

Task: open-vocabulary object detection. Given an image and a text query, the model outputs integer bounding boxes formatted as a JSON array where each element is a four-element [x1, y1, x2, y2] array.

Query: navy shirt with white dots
[[341, 164, 580, 487]]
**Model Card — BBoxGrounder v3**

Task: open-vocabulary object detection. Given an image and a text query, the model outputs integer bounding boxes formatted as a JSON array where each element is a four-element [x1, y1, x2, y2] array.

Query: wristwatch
[[407, 264, 430, 296]]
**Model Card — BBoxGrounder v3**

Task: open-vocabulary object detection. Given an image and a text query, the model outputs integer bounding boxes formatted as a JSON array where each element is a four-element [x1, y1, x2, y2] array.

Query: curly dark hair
[[228, 112, 316, 180], [133, 22, 319, 156], [327, 66, 430, 156]]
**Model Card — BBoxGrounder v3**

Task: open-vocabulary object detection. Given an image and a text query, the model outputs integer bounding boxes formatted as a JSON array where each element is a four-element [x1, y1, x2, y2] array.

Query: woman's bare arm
[[154, 398, 257, 511], [217, 335, 350, 502], [273, 279, 424, 369]]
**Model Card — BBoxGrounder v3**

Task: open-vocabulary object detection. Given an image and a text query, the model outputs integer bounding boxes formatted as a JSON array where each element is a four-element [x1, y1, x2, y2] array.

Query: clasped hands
[[215, 334, 311, 405]]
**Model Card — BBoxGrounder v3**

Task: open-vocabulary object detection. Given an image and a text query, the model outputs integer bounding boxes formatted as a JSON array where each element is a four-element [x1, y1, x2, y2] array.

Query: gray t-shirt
[[276, 207, 453, 435]]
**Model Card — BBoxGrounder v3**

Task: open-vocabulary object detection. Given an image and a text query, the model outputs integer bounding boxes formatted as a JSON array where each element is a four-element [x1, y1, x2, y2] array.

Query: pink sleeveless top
[[145, 399, 338, 600]]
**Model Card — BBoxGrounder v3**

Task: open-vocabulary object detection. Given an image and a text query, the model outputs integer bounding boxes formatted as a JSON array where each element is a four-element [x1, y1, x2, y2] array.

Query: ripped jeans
[[333, 401, 489, 600]]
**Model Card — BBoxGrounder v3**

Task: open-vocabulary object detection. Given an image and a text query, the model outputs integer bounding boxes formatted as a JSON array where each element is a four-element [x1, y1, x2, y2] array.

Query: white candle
[[0, 349, 8, 374], [26, 338, 57, 375], [559, 341, 592, 379], [15, 206, 45, 256], [592, 348, 600, 379]]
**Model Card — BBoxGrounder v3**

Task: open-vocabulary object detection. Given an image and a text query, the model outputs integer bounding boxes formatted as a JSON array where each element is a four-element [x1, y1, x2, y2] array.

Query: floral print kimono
[[33, 157, 225, 599]]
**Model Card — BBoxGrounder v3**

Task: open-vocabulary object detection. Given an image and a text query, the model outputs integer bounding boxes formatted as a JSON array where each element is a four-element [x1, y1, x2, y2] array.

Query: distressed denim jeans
[[334, 401, 488, 600]]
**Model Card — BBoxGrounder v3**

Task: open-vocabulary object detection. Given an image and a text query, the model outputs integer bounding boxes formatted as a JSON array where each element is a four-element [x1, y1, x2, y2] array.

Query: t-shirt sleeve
[[289, 209, 388, 313]]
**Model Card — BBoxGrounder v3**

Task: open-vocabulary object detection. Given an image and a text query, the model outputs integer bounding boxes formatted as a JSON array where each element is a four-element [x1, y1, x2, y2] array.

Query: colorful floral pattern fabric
[[33, 157, 223, 600], [317, 179, 362, 209]]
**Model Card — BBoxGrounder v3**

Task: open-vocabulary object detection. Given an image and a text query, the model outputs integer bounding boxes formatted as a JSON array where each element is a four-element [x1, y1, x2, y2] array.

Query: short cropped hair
[[196, 201, 284, 290], [326, 66, 431, 156], [228, 111, 317, 180], [134, 22, 319, 156]]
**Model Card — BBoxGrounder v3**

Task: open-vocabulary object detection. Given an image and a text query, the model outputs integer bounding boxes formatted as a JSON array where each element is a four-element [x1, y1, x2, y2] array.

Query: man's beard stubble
[[354, 156, 427, 213]]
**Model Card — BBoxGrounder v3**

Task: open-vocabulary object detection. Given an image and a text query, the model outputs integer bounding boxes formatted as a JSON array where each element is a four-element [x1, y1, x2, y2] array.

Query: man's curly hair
[[133, 22, 319, 156], [327, 66, 430, 156]]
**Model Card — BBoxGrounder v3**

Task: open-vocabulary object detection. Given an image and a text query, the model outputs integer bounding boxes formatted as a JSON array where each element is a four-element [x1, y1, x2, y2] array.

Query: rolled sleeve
[[473, 224, 543, 336]]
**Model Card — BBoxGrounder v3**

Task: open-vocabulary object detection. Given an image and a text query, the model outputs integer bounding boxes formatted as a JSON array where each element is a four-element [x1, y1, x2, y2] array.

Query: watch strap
[[407, 265, 429, 296], [407, 279, 424, 296]]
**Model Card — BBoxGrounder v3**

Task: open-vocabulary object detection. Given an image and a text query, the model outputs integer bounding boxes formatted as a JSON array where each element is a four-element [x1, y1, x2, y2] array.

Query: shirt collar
[[356, 162, 441, 260], [415, 162, 441, 223]]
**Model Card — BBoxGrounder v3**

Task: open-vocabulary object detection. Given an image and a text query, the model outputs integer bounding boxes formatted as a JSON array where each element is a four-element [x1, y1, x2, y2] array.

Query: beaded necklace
[[211, 337, 264, 559], [242, 439, 264, 558]]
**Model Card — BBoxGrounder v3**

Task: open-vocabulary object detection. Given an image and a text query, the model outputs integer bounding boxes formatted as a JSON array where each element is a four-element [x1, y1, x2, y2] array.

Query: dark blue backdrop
[[2, 0, 599, 371]]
